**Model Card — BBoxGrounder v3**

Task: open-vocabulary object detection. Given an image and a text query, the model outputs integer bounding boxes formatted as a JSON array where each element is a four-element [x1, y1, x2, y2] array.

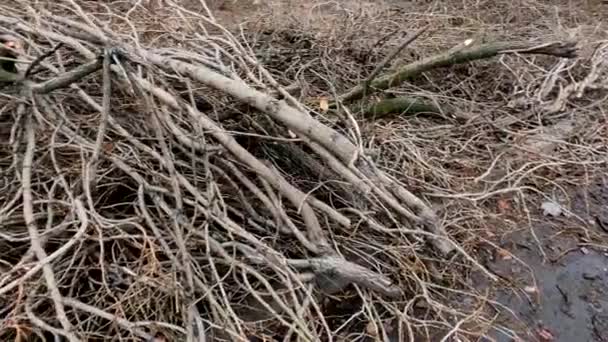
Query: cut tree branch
[[339, 40, 578, 103]]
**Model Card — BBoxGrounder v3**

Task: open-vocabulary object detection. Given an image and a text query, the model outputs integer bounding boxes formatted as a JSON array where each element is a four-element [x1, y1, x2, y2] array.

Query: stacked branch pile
[[0, 2, 583, 341]]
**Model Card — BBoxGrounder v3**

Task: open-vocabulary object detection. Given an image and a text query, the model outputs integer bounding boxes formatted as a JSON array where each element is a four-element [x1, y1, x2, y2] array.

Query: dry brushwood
[[0, 3, 471, 341], [3, 1, 595, 341]]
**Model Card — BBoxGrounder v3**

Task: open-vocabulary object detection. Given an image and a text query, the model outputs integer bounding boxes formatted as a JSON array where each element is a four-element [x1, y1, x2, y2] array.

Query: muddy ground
[[477, 178, 608, 342]]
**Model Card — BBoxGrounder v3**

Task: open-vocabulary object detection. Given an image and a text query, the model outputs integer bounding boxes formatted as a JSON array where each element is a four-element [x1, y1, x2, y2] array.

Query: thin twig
[[31, 57, 102, 93], [87, 48, 112, 191], [22, 98, 80, 342], [362, 25, 430, 98], [24, 42, 64, 78]]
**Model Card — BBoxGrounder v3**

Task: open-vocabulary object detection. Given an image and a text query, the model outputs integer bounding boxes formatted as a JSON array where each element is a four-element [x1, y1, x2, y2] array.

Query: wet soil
[[484, 178, 608, 342]]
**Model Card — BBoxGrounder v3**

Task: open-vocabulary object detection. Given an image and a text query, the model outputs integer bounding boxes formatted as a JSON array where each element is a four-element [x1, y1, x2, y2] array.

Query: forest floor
[[205, 1, 608, 341], [0, 0, 606, 341]]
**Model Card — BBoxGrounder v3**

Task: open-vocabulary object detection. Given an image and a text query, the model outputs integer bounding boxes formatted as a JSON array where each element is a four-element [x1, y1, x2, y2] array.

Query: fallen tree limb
[[136, 50, 359, 164], [338, 40, 578, 103], [221, 241, 401, 298], [22, 97, 79, 342], [361, 96, 443, 119]]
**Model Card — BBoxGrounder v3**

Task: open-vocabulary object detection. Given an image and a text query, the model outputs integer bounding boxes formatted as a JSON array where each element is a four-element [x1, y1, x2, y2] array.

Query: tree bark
[[362, 96, 443, 119]]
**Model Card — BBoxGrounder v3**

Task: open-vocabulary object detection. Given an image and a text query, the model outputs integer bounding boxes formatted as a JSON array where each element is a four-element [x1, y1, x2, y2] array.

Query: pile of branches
[[0, 1, 596, 341]]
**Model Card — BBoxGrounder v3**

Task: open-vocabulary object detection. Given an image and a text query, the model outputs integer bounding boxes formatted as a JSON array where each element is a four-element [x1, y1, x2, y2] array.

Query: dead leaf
[[497, 198, 511, 214], [496, 248, 513, 260], [319, 97, 329, 112], [102, 142, 114, 154], [538, 327, 554, 341], [365, 321, 378, 337]]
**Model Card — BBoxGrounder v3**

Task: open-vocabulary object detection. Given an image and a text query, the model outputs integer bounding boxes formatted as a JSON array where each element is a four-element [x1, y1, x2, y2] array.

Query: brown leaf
[[497, 198, 511, 214], [496, 247, 513, 260], [102, 142, 114, 154]]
